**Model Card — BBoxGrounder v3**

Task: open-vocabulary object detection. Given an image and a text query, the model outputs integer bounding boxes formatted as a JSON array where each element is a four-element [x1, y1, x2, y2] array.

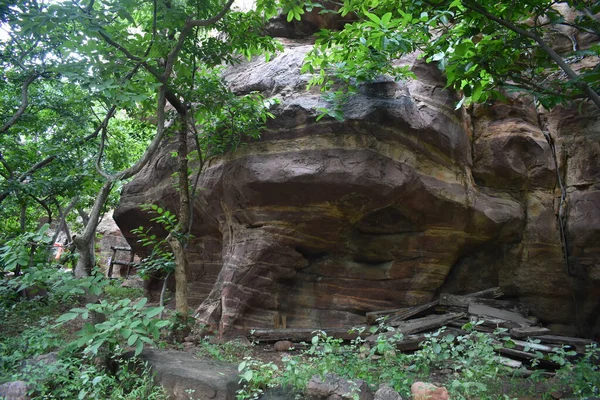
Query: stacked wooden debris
[[247, 287, 596, 372], [363, 287, 596, 371]]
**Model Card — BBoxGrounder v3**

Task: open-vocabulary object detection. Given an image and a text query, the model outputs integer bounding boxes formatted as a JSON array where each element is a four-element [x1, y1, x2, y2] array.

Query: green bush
[[58, 297, 171, 360], [103, 280, 144, 301], [29, 355, 167, 400]]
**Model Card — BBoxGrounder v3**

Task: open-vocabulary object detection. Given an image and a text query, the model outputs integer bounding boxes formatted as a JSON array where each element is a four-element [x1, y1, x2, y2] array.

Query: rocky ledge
[[114, 39, 600, 339]]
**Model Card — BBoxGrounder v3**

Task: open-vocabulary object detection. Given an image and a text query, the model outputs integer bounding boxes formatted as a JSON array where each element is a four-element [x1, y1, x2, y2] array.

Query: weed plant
[[233, 321, 600, 400]]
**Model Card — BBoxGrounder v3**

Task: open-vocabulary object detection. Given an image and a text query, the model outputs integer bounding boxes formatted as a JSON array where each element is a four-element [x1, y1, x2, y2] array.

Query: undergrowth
[[0, 270, 168, 399], [233, 322, 600, 400]]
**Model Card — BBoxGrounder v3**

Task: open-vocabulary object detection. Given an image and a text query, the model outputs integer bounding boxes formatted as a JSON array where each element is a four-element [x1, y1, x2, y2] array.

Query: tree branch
[[462, 0, 600, 110], [0, 73, 39, 135]]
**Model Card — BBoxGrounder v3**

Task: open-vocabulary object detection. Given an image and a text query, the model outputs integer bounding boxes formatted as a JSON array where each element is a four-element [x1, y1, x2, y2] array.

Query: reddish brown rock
[[273, 341, 293, 351], [411, 382, 449, 400], [114, 39, 600, 339]]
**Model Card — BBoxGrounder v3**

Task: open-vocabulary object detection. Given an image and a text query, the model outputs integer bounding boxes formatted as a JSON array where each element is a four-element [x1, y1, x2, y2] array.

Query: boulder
[[374, 384, 403, 400], [273, 341, 293, 351], [0, 381, 30, 400], [114, 38, 600, 338], [306, 373, 373, 400], [410, 382, 449, 400], [136, 349, 239, 400]]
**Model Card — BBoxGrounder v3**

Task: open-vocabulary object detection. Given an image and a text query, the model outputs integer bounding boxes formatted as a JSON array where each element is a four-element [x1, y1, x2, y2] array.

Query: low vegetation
[[0, 266, 168, 399], [234, 323, 600, 399]]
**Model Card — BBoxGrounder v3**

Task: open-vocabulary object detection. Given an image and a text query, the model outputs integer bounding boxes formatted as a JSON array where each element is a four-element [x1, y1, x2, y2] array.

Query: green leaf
[[128, 333, 139, 346], [365, 12, 381, 25], [134, 297, 148, 310], [155, 320, 171, 328], [144, 306, 163, 318], [135, 339, 144, 356], [56, 312, 79, 323]]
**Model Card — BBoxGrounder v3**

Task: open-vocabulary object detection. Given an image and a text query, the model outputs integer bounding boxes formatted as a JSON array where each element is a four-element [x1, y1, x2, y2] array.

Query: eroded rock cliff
[[114, 39, 600, 338]]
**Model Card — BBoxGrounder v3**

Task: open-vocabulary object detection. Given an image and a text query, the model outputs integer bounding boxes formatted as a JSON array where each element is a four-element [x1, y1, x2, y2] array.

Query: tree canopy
[[301, 0, 600, 111]]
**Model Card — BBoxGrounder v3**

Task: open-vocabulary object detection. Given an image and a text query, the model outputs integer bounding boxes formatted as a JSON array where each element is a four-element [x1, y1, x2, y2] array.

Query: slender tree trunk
[[73, 181, 113, 277], [168, 118, 190, 316]]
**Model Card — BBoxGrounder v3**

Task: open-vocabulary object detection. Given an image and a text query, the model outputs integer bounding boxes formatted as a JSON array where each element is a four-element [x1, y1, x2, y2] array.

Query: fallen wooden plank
[[366, 307, 409, 325], [367, 313, 464, 343], [465, 287, 504, 299], [390, 328, 464, 352], [385, 300, 440, 325], [440, 293, 529, 315], [248, 328, 368, 342], [366, 300, 439, 325], [511, 339, 554, 353], [498, 356, 522, 369], [391, 312, 464, 331], [496, 347, 560, 368], [510, 326, 551, 339], [468, 304, 533, 327], [448, 320, 497, 333], [532, 334, 596, 352]]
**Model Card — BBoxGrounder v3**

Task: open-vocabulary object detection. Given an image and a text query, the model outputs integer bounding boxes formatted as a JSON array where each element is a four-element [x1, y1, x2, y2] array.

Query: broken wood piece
[[510, 326, 551, 339], [532, 335, 596, 352], [468, 304, 533, 327], [366, 307, 409, 325], [440, 293, 529, 315], [367, 300, 439, 325], [464, 287, 504, 299], [387, 327, 465, 351], [498, 356, 522, 369], [510, 339, 554, 353], [366, 313, 464, 343], [496, 348, 560, 368], [248, 328, 367, 342], [448, 319, 497, 333], [390, 312, 464, 331]]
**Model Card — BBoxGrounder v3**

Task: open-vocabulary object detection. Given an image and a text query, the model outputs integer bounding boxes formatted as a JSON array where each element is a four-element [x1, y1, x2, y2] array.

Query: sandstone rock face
[[114, 39, 600, 338]]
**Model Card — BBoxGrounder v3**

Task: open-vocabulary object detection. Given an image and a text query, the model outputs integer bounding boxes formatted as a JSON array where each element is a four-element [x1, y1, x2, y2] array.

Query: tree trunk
[[169, 119, 190, 316], [73, 237, 95, 278], [73, 181, 113, 277]]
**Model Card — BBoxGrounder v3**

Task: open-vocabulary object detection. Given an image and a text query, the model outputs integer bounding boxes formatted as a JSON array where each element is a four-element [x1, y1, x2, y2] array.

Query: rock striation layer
[[115, 39, 600, 339]]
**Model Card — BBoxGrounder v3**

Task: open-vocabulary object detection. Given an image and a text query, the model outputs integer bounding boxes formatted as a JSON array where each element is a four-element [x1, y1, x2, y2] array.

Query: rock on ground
[[0, 381, 30, 400], [137, 349, 239, 400], [374, 384, 403, 400], [411, 382, 449, 400], [306, 373, 373, 400]]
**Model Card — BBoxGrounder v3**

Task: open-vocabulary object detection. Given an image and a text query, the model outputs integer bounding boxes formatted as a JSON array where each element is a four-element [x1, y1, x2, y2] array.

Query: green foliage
[[196, 337, 252, 363], [234, 321, 600, 399], [58, 297, 171, 358], [0, 224, 51, 273], [28, 356, 167, 400], [295, 0, 600, 111], [102, 280, 144, 302], [0, 322, 61, 383], [236, 357, 279, 400], [131, 204, 177, 279], [553, 343, 600, 398]]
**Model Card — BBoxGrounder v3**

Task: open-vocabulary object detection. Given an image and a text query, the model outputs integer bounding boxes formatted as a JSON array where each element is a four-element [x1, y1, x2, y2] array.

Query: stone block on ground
[[411, 382, 449, 400], [306, 373, 373, 400], [137, 349, 239, 400], [374, 384, 403, 400], [273, 341, 293, 351], [0, 381, 31, 400]]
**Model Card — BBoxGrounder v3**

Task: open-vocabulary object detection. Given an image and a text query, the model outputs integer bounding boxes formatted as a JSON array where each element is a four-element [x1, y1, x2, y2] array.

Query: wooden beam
[[248, 328, 368, 342], [464, 287, 504, 299], [468, 304, 533, 327], [440, 293, 529, 315], [510, 326, 551, 339]]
